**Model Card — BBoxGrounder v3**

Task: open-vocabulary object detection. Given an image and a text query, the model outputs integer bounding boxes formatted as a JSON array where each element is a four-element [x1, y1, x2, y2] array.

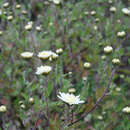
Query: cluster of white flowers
[[57, 92, 84, 105]]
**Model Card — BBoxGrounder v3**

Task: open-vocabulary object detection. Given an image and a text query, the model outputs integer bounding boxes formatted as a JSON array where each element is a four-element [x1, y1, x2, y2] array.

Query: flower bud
[[110, 7, 116, 13], [112, 58, 120, 65], [104, 46, 113, 54], [84, 62, 91, 69], [3, 2, 9, 8], [0, 105, 7, 112]]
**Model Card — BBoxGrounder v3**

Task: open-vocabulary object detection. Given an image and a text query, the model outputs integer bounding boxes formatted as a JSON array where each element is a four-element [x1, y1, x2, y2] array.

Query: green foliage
[[0, 0, 129, 129]]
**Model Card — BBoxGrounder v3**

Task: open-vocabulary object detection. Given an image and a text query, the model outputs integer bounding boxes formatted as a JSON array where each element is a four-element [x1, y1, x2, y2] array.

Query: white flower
[[22, 10, 27, 15], [90, 11, 96, 16], [82, 77, 87, 81], [97, 115, 103, 120], [110, 7, 116, 13], [108, 0, 113, 4], [16, 4, 21, 9], [101, 55, 106, 60], [84, 62, 91, 68], [104, 46, 113, 53], [7, 15, 13, 21], [112, 58, 120, 64], [122, 8, 130, 15], [122, 106, 130, 113], [57, 92, 84, 105], [51, 52, 58, 59], [68, 71, 72, 75], [84, 11, 89, 15], [95, 18, 100, 22], [117, 31, 126, 37], [94, 25, 98, 30], [36, 65, 52, 75], [53, 0, 61, 5], [0, 30, 2, 34], [3, 11, 7, 15], [56, 48, 63, 54], [25, 24, 32, 31], [3, 2, 9, 8], [36, 26, 42, 32], [29, 97, 34, 103], [0, 105, 7, 112], [20, 104, 25, 109], [115, 87, 121, 91], [21, 52, 33, 59], [38, 51, 53, 60]]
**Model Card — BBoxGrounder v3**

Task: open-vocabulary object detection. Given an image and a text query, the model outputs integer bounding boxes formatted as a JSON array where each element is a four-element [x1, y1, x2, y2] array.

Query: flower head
[[0, 105, 7, 112], [36, 26, 42, 32], [57, 92, 84, 105], [51, 52, 58, 59], [122, 8, 130, 16], [84, 62, 91, 68], [29, 97, 34, 103], [0, 31, 3, 36], [22, 10, 27, 15], [90, 11, 96, 16], [37, 51, 52, 60], [117, 31, 126, 38], [122, 106, 130, 113], [53, 0, 61, 5], [3, 2, 9, 8], [21, 52, 33, 59], [56, 48, 63, 54], [110, 7, 116, 13], [7, 15, 13, 21], [16, 4, 21, 9], [104, 46, 113, 53], [25, 24, 32, 31], [36, 65, 52, 75], [112, 58, 120, 64]]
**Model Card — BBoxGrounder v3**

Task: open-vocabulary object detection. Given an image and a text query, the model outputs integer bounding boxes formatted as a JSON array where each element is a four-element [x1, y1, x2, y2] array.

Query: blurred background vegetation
[[0, 0, 130, 129]]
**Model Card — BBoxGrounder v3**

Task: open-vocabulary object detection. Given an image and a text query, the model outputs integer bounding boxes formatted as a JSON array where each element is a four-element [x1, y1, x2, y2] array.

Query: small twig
[[67, 68, 116, 127]]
